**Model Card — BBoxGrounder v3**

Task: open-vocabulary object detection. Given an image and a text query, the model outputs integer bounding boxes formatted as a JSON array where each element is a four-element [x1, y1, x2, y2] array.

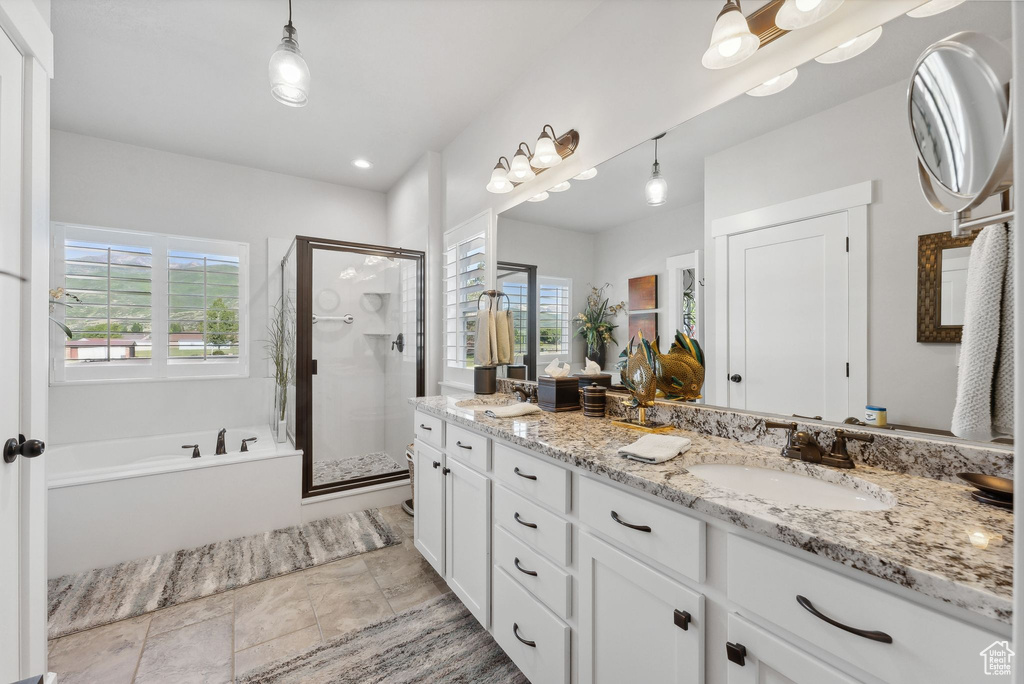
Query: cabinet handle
[[514, 557, 538, 577], [673, 609, 691, 631], [726, 641, 746, 666], [514, 512, 538, 529], [432, 461, 440, 469], [513, 623, 536, 648], [456, 440, 472, 450], [796, 595, 893, 644], [419, 424, 433, 431], [610, 510, 651, 533], [442, 467, 451, 475], [513, 467, 537, 481]]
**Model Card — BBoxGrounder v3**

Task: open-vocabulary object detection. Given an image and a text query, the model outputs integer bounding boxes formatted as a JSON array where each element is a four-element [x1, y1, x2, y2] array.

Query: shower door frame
[[295, 236, 426, 499]]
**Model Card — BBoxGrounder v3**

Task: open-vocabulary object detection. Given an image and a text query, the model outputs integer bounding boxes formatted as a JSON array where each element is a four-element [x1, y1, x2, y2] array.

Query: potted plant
[[266, 297, 295, 443], [575, 284, 625, 370]]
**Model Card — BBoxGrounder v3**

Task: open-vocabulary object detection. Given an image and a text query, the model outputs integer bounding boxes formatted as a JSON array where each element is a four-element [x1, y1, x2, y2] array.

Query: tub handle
[[240, 437, 258, 452], [182, 444, 201, 459]]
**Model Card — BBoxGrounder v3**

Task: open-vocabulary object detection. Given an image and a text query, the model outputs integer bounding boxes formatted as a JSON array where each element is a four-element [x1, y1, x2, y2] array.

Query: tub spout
[[216, 428, 227, 455]]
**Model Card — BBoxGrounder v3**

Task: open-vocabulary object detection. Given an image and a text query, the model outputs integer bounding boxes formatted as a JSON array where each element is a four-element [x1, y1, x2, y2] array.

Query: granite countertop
[[411, 394, 1013, 625]]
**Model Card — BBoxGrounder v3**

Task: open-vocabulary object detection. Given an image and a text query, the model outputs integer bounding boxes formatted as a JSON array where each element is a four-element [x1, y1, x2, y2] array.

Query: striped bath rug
[[47, 509, 401, 639], [239, 592, 527, 683]]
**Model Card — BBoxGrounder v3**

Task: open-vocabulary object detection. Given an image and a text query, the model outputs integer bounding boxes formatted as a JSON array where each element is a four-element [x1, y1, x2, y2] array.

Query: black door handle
[[513, 467, 537, 481], [514, 557, 538, 577], [513, 623, 536, 648], [610, 510, 651, 532], [796, 595, 893, 643], [442, 467, 451, 475], [456, 441, 472, 450], [729, 374, 742, 383], [4, 437, 45, 464], [514, 512, 538, 529], [432, 461, 440, 469], [726, 641, 746, 666]]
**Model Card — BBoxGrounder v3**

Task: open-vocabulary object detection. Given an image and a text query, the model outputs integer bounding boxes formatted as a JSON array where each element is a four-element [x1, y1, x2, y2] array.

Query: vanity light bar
[[485, 126, 581, 194]]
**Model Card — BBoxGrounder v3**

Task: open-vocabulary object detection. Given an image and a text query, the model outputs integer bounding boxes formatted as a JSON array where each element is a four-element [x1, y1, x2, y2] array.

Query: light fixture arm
[[497, 156, 511, 171], [518, 142, 534, 157], [718, 0, 742, 20]]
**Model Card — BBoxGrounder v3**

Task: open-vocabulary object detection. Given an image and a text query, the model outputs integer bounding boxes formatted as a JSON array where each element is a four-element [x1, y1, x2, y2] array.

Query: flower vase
[[277, 419, 288, 444], [587, 345, 607, 371]]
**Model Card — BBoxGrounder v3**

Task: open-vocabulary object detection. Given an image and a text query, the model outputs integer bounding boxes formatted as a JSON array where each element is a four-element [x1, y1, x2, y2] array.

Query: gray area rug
[[47, 509, 401, 639], [240, 593, 527, 684], [312, 450, 405, 486]]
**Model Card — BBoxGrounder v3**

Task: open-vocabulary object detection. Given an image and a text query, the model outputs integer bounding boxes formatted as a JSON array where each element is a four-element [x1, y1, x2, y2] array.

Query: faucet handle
[[182, 444, 200, 459], [827, 428, 874, 464], [240, 437, 258, 452], [764, 420, 799, 458]]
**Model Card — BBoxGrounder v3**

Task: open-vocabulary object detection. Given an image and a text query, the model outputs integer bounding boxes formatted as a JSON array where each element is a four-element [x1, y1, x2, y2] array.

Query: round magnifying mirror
[[908, 31, 1012, 214]]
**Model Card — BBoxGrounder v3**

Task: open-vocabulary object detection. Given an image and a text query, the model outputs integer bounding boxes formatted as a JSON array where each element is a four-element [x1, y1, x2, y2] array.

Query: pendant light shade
[[645, 136, 667, 207], [774, 0, 843, 30], [549, 181, 571, 193], [509, 145, 536, 183], [486, 158, 513, 194], [702, 1, 759, 70], [815, 26, 882, 64], [269, 2, 310, 107], [528, 192, 550, 203], [532, 127, 563, 169], [906, 0, 966, 18], [746, 68, 798, 97], [574, 168, 598, 180]]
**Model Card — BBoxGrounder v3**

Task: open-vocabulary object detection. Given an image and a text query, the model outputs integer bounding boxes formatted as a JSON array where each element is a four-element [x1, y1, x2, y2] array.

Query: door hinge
[[845, 237, 850, 252], [673, 609, 691, 631], [846, 362, 849, 378]]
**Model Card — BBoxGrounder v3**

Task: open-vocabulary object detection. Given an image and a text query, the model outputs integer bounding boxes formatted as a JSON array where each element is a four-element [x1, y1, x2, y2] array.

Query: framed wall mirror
[[917, 230, 976, 343]]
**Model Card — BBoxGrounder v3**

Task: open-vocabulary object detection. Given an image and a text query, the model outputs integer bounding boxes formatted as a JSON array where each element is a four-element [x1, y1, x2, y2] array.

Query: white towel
[[495, 310, 512, 365], [993, 225, 1015, 434], [952, 223, 1010, 440], [488, 310, 499, 365], [474, 309, 492, 367], [484, 403, 542, 418], [617, 434, 692, 464], [505, 310, 516, 363]]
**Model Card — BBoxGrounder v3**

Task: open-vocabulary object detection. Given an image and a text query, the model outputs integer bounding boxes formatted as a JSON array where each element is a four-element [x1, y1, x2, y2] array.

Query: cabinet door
[[445, 455, 491, 626], [579, 532, 704, 684], [414, 440, 445, 576], [726, 614, 858, 684]]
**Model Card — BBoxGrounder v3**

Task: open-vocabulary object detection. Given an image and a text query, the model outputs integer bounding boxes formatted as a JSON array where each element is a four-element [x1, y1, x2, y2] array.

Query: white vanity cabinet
[[413, 438, 445, 576], [725, 614, 859, 684]]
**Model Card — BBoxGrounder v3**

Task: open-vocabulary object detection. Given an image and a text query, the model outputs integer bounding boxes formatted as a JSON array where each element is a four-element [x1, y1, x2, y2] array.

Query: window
[[502, 278, 529, 359], [51, 223, 248, 383], [444, 226, 486, 368], [538, 277, 571, 358]]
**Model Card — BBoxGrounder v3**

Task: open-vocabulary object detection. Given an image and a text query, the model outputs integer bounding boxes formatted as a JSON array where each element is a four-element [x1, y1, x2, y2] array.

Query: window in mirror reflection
[[539, 277, 571, 358], [940, 246, 970, 327]]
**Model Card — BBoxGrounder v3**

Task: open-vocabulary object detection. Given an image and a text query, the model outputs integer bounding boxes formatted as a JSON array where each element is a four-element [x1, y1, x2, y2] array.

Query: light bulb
[[574, 168, 598, 180], [775, 0, 843, 30], [645, 163, 667, 206], [509, 148, 536, 183], [532, 130, 562, 169], [352, 159, 373, 169], [746, 68, 798, 97], [906, 0, 966, 18], [702, 2, 759, 69], [815, 26, 882, 64], [269, 25, 310, 107], [528, 192, 549, 202], [549, 181, 571, 193], [486, 162, 513, 194]]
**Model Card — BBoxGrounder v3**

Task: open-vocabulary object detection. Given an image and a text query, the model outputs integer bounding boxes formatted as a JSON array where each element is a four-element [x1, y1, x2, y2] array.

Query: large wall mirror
[[496, 2, 1012, 444]]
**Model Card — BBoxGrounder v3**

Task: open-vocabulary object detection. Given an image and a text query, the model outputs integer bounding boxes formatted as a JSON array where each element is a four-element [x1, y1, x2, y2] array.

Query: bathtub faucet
[[216, 428, 228, 455]]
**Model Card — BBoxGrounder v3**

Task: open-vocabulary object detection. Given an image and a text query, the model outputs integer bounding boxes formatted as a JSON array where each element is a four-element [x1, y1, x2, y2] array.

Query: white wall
[[703, 80, 957, 431], [49, 131, 387, 444]]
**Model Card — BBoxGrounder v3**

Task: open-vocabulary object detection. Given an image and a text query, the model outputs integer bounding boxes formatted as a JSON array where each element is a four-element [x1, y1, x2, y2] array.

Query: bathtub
[[47, 425, 303, 577]]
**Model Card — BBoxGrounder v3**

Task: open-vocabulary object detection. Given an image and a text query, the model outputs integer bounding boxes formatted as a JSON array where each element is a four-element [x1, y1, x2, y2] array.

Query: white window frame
[[537, 276, 572, 362], [50, 222, 249, 384], [443, 211, 492, 387]]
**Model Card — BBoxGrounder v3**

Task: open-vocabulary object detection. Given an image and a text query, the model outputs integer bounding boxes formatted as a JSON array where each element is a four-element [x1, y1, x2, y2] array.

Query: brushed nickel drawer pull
[[611, 510, 652, 533], [796, 595, 893, 643], [514, 557, 538, 577], [514, 467, 537, 481], [514, 512, 538, 529], [513, 623, 536, 648]]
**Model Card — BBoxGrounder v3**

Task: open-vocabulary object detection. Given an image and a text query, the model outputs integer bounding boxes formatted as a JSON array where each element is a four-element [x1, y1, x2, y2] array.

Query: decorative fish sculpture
[[617, 330, 705, 403]]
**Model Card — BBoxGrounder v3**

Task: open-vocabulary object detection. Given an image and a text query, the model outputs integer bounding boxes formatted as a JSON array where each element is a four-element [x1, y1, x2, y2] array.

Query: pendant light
[[574, 168, 598, 180], [774, 0, 843, 30], [746, 68, 798, 97], [269, 0, 310, 107], [486, 157, 513, 194], [702, 0, 759, 70], [906, 0, 966, 18], [508, 143, 536, 184], [815, 26, 882, 64], [532, 126, 563, 169], [645, 135, 668, 207]]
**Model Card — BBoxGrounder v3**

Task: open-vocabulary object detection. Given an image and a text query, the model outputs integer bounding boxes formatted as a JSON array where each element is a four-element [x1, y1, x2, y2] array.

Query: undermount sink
[[685, 463, 894, 511]]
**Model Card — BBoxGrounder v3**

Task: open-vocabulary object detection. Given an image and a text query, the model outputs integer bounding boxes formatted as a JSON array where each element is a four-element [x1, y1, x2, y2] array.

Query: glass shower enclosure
[[282, 236, 424, 498]]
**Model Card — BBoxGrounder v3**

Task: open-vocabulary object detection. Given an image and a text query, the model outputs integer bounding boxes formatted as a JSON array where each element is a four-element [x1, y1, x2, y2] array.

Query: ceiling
[[504, 1, 1011, 233], [50, 0, 601, 192]]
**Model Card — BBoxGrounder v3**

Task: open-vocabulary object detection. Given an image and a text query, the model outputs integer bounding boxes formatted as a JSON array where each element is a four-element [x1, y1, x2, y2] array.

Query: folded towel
[[484, 403, 542, 418], [505, 310, 516, 363], [617, 434, 691, 463], [495, 309, 512, 365], [474, 309, 493, 366], [993, 224, 1015, 434], [488, 310, 499, 365]]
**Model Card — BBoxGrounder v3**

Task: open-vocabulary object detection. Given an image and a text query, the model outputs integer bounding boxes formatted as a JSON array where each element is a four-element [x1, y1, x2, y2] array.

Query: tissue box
[[538, 375, 582, 412], [576, 373, 612, 392]]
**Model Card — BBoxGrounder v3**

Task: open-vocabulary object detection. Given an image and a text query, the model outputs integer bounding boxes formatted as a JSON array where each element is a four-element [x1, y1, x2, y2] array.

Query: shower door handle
[[311, 360, 317, 375]]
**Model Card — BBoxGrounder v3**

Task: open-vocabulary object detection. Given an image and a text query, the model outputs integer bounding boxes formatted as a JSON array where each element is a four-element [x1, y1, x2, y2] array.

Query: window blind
[[539, 277, 571, 356], [168, 251, 241, 360], [444, 233, 486, 368]]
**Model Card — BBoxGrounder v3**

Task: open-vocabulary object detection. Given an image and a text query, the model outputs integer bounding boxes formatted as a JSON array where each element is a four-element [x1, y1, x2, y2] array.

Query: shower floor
[[312, 450, 406, 486]]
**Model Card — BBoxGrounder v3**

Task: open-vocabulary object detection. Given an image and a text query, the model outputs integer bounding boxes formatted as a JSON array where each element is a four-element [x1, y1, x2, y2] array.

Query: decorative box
[[538, 375, 582, 412], [575, 373, 612, 392]]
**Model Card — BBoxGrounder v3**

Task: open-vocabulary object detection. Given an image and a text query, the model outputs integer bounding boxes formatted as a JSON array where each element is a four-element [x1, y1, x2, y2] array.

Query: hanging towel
[[484, 403, 543, 418], [952, 223, 1009, 440], [495, 309, 512, 365], [618, 434, 692, 464], [993, 225, 1015, 434], [505, 310, 516, 364], [488, 309, 499, 364], [474, 308, 493, 367]]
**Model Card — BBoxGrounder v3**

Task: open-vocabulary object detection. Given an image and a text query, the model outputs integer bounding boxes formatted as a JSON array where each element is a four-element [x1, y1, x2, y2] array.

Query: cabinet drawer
[[494, 525, 571, 619], [492, 567, 570, 684], [414, 411, 443, 449], [728, 535, 1003, 684], [726, 613, 858, 684], [494, 485, 571, 565], [446, 423, 490, 472], [493, 443, 570, 513], [578, 476, 705, 583]]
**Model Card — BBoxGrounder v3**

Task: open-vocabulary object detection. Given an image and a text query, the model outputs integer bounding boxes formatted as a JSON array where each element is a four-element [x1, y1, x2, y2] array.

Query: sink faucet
[[216, 428, 227, 455], [822, 428, 874, 469], [764, 420, 823, 464], [511, 383, 537, 403]]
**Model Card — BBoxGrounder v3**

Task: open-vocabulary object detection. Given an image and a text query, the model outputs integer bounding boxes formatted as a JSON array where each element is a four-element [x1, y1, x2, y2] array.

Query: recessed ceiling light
[[574, 168, 598, 180], [815, 26, 882, 64], [746, 68, 799, 97], [906, 0, 966, 18], [352, 159, 373, 169]]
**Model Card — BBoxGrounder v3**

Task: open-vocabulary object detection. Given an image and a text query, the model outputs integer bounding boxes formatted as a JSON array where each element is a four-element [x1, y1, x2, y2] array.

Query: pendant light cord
[[654, 137, 659, 164], [287, 0, 293, 28]]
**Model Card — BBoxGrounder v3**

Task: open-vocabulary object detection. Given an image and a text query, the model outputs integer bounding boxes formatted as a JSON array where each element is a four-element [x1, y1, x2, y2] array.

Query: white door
[[413, 441, 445, 575], [579, 532, 704, 684], [727, 213, 848, 420], [726, 614, 858, 684], [444, 455, 491, 626], [0, 25, 25, 681]]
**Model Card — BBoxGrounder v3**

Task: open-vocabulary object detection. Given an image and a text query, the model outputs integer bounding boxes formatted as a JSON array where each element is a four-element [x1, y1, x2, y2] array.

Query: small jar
[[864, 405, 887, 427], [582, 383, 607, 418]]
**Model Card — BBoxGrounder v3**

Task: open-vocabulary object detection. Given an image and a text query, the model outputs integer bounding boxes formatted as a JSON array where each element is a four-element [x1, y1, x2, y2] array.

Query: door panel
[[444, 455, 491, 626], [727, 213, 848, 420], [413, 441, 445, 575]]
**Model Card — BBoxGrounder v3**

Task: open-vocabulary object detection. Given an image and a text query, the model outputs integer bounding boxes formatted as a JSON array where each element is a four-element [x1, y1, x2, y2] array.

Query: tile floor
[[47, 504, 446, 684]]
